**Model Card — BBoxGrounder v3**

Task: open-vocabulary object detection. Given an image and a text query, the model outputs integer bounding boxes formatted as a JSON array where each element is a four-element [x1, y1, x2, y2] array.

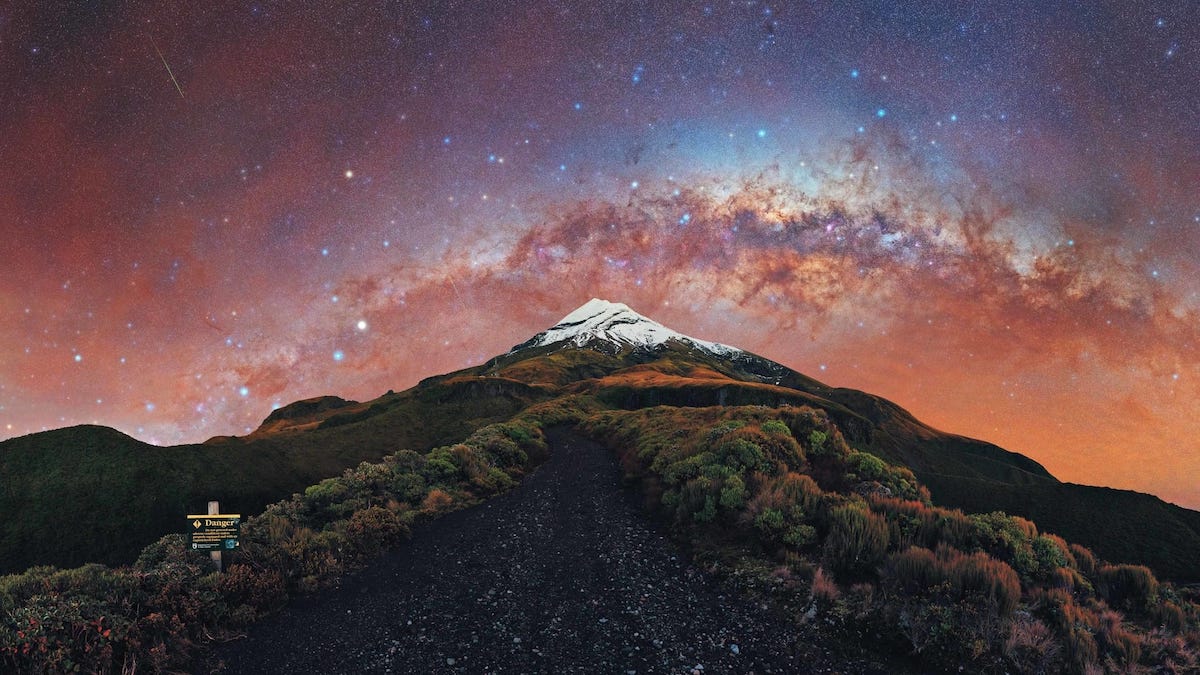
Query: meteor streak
[[150, 36, 184, 98]]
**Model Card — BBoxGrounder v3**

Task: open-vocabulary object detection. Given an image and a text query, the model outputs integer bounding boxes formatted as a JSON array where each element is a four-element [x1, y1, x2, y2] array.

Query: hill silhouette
[[1, 299, 1197, 582], [1, 299, 1197, 674]]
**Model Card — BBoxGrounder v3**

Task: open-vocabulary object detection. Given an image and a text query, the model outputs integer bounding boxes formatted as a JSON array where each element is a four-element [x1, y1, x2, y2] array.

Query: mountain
[[490, 300, 1057, 489], [510, 297, 742, 357], [1, 298, 1198, 581]]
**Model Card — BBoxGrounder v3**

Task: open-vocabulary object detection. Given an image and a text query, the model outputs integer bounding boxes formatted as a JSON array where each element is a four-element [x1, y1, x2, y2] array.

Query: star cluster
[[1, 2, 1198, 508]]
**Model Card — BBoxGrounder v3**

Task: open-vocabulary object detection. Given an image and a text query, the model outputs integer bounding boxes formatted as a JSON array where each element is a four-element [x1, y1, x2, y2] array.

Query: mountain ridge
[[1, 297, 1197, 583]]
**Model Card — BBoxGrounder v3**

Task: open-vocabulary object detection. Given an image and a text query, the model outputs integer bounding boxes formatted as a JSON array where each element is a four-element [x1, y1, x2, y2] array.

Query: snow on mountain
[[515, 298, 742, 357]]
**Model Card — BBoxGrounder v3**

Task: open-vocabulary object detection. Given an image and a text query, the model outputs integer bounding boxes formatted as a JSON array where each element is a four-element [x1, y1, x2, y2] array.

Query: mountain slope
[[215, 429, 904, 673], [490, 299, 1056, 488], [1, 298, 1196, 583], [0, 383, 541, 573]]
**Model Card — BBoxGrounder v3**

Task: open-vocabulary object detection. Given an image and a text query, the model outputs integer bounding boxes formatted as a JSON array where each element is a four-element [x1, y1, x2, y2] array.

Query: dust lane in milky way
[[1, 2, 1198, 508]]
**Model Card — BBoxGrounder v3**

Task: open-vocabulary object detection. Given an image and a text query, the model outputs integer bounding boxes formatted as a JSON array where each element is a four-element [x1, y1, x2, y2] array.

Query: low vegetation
[[581, 404, 1200, 673], [2, 353, 1198, 673], [0, 418, 551, 673], [921, 473, 1200, 583], [0, 386, 538, 574]]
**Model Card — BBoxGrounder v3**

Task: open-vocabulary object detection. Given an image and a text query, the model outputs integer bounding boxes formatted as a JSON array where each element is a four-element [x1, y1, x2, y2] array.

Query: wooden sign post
[[208, 501, 222, 572]]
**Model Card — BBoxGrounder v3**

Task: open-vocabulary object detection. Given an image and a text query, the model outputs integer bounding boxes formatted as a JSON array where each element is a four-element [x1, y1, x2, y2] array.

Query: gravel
[[213, 429, 890, 674]]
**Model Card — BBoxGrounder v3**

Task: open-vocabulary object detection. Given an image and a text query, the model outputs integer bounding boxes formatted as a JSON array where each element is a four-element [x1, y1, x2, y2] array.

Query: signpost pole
[[208, 500, 223, 573]]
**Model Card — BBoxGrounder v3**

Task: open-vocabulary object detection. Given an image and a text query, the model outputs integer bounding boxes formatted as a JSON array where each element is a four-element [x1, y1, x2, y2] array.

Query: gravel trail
[[215, 429, 887, 674]]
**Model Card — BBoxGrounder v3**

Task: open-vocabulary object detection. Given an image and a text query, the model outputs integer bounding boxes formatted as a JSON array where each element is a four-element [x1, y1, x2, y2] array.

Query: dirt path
[[214, 429, 888, 674]]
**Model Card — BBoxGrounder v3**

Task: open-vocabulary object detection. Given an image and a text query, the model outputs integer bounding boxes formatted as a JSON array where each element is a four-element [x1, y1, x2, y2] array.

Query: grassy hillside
[[921, 473, 1200, 583], [3, 339, 1197, 590], [579, 404, 1200, 674], [1, 372, 1198, 673], [0, 416, 554, 673], [0, 382, 542, 574]]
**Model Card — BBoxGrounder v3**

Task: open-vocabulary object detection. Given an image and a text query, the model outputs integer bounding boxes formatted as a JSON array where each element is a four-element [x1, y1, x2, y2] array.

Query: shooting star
[[150, 36, 185, 98]]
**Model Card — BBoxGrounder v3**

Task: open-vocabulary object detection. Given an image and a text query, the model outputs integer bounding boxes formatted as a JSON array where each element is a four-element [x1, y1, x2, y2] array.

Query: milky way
[[2, 2, 1198, 508]]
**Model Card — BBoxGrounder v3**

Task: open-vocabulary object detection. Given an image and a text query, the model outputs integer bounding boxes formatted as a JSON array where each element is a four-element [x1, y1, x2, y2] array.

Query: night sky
[[2, 2, 1198, 508]]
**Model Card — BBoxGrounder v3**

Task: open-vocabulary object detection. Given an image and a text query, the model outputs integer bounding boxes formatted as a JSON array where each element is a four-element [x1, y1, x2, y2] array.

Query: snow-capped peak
[[515, 298, 741, 356]]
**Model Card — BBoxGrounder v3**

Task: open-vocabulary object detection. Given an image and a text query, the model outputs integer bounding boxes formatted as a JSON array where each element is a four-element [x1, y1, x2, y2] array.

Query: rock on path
[[215, 429, 872, 674]]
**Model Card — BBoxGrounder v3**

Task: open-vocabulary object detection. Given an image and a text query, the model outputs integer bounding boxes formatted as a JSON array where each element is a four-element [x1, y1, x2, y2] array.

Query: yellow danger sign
[[186, 514, 241, 551]]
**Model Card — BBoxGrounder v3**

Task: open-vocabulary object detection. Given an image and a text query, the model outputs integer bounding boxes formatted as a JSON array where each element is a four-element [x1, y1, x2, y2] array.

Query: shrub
[[1063, 626, 1099, 673], [663, 452, 713, 485], [944, 548, 1021, 617], [885, 546, 1020, 618], [2, 587, 138, 673], [1141, 628, 1199, 672], [676, 476, 714, 522], [748, 426, 807, 472], [660, 489, 680, 509], [755, 508, 786, 533], [715, 437, 770, 473], [1049, 566, 1078, 592], [1098, 564, 1159, 613], [871, 497, 935, 549], [701, 462, 736, 481], [693, 495, 717, 523], [386, 449, 425, 472], [302, 477, 360, 523], [1154, 601, 1187, 634], [217, 564, 286, 625], [775, 473, 823, 512], [824, 503, 889, 578], [422, 449, 461, 485], [420, 488, 454, 515], [705, 420, 747, 443], [469, 422, 541, 467], [390, 472, 428, 504], [783, 524, 816, 549], [343, 506, 410, 559], [476, 467, 516, 492], [807, 430, 829, 456], [884, 546, 941, 594], [745, 474, 822, 532], [1096, 609, 1143, 666], [1033, 587, 1096, 634], [761, 420, 791, 436], [933, 509, 974, 549], [968, 512, 1039, 580], [847, 451, 887, 482], [811, 567, 840, 604], [1004, 615, 1064, 673], [719, 475, 747, 510], [1070, 543, 1097, 578], [1033, 535, 1071, 580]]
